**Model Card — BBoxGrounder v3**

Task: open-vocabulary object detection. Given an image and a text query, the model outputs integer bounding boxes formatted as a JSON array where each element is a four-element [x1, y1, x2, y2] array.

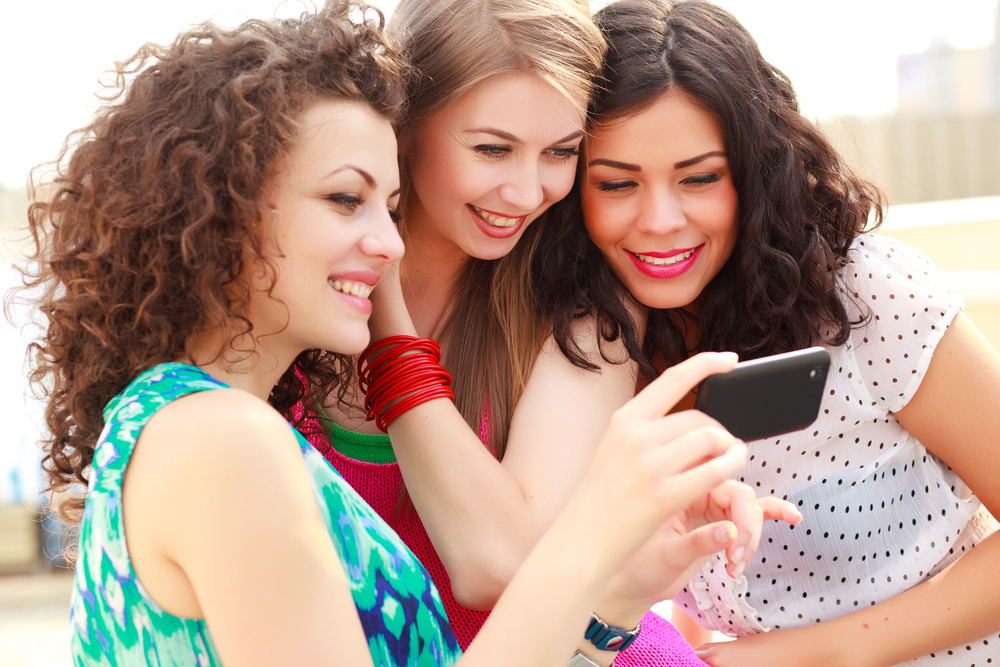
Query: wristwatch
[[568, 651, 601, 667], [584, 613, 641, 652]]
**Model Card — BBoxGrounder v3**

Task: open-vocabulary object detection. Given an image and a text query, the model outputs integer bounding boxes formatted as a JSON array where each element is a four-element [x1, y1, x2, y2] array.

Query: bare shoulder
[[539, 313, 636, 376], [140, 387, 299, 465], [129, 387, 311, 516]]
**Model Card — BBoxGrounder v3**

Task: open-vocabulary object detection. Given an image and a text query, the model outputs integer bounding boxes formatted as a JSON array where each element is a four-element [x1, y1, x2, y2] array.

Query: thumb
[[674, 520, 739, 563]]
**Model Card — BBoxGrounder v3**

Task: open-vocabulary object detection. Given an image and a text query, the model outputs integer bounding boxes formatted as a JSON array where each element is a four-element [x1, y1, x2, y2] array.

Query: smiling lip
[[328, 269, 380, 314], [627, 245, 703, 278], [467, 204, 527, 239]]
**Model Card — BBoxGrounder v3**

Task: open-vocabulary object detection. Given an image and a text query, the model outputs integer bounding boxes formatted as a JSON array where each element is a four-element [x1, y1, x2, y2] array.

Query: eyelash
[[682, 173, 722, 186], [548, 146, 580, 162], [327, 193, 362, 212], [474, 145, 511, 161], [473, 145, 580, 162], [597, 180, 637, 192], [596, 173, 723, 192], [328, 193, 400, 223]]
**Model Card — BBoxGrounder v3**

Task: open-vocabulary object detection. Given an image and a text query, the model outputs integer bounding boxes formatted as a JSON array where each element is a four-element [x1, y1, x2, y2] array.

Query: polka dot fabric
[[673, 234, 999, 665]]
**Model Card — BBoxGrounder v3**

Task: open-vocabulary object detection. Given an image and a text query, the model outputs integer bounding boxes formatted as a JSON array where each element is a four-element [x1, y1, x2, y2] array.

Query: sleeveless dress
[[671, 235, 999, 665], [296, 410, 710, 666], [69, 362, 461, 667]]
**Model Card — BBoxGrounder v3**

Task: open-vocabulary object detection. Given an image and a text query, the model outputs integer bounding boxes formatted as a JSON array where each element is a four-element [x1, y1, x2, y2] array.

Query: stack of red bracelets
[[357, 335, 454, 432]]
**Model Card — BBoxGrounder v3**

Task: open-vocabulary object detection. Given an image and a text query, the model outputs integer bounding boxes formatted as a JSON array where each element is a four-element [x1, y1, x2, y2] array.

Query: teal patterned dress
[[69, 362, 461, 666]]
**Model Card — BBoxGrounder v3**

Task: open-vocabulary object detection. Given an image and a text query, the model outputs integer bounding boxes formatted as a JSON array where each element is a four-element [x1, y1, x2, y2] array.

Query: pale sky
[[0, 0, 996, 190]]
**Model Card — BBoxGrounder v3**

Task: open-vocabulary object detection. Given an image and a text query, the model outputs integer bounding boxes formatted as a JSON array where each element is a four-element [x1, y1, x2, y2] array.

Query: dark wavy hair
[[536, 0, 885, 380], [8, 1, 407, 522]]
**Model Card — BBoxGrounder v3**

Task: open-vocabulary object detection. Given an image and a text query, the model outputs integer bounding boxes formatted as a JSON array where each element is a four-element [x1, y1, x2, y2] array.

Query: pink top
[[294, 404, 706, 665]]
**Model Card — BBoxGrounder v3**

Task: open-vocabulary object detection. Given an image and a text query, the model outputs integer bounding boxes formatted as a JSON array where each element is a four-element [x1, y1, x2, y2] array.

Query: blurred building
[[819, 6, 1000, 206]]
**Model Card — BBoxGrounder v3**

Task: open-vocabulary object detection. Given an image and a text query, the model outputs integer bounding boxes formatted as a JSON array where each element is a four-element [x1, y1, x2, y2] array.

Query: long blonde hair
[[388, 0, 604, 459]]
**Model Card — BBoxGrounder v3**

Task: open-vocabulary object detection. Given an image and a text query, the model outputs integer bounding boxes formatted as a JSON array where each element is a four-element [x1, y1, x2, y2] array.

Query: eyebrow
[[465, 128, 584, 145], [587, 158, 641, 171], [674, 151, 726, 169], [325, 165, 375, 186], [587, 150, 726, 172]]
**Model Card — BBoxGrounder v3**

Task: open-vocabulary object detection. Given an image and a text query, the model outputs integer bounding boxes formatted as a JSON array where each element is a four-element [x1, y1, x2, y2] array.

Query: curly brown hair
[[8, 1, 408, 522], [536, 0, 885, 379]]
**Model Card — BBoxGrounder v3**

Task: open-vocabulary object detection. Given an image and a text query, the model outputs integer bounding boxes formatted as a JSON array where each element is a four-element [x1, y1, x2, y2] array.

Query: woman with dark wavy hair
[[537, 1, 1000, 665], [11, 1, 783, 665]]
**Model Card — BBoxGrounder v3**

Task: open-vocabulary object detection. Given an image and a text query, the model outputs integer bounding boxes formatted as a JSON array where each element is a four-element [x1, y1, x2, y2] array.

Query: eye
[[388, 208, 403, 224], [681, 173, 723, 187], [596, 180, 637, 193], [547, 146, 580, 162], [327, 193, 363, 213], [474, 145, 511, 160]]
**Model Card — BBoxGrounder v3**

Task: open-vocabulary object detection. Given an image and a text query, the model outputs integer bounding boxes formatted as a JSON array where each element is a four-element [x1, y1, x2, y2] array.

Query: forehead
[[435, 72, 586, 138], [587, 91, 724, 158], [272, 100, 399, 189]]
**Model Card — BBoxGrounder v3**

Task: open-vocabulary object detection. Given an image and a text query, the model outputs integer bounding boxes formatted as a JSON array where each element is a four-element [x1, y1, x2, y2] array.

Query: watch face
[[569, 651, 602, 667]]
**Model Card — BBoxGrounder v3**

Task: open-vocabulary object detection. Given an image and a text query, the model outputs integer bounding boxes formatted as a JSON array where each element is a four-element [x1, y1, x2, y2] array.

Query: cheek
[[547, 163, 579, 203], [582, 193, 624, 255], [705, 196, 740, 259]]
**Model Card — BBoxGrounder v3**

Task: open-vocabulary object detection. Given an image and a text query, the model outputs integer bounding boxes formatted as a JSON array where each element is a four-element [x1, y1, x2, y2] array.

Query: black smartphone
[[694, 346, 831, 441]]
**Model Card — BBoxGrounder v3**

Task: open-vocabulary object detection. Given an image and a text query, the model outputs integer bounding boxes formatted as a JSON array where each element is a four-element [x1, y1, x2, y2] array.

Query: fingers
[[707, 481, 760, 578], [643, 411, 735, 473], [627, 351, 738, 418], [694, 484, 803, 579], [658, 442, 748, 517], [676, 520, 741, 564], [757, 496, 803, 526]]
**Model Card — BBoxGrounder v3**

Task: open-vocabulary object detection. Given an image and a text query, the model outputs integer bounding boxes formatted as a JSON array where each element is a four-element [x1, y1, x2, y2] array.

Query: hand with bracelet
[[357, 327, 801, 667]]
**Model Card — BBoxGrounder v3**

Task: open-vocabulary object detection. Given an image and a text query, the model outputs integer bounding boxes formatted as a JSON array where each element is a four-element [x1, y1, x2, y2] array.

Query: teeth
[[328, 279, 373, 299], [471, 205, 521, 228], [635, 249, 696, 266]]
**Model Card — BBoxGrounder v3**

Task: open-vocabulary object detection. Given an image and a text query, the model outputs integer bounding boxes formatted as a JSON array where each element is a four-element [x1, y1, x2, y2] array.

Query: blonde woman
[[298, 2, 799, 665]]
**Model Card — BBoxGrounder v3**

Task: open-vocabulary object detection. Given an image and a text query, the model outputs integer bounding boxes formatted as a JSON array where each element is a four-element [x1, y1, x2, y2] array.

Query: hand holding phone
[[695, 347, 831, 441]]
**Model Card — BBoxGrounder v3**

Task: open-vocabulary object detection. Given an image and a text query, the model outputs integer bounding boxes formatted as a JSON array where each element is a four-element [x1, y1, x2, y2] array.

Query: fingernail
[[720, 352, 739, 362], [731, 546, 745, 563], [732, 560, 746, 579], [728, 442, 747, 459], [716, 524, 737, 542]]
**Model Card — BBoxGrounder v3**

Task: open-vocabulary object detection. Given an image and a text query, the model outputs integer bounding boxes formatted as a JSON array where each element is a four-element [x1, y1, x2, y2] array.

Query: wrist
[[593, 563, 661, 632], [591, 595, 648, 639]]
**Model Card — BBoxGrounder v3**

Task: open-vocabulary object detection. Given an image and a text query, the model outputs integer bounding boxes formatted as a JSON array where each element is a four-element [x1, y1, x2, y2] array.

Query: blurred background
[[2, 1, 999, 665]]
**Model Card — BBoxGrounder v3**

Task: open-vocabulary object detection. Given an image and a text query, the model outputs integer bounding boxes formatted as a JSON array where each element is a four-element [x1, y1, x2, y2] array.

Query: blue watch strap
[[584, 613, 641, 652]]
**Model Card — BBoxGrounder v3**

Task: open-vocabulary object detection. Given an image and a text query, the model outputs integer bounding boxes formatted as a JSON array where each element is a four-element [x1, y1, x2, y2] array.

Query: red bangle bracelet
[[378, 385, 454, 432], [357, 335, 453, 432]]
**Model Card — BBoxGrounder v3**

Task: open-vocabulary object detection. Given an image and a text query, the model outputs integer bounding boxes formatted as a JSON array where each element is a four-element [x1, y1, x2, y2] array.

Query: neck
[[399, 207, 473, 340], [184, 331, 296, 401]]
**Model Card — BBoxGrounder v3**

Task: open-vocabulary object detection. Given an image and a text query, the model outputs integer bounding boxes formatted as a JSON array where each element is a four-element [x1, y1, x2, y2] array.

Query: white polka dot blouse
[[672, 234, 999, 666]]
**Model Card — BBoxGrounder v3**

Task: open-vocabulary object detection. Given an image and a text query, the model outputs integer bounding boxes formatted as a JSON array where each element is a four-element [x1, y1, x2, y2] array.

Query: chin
[[321, 328, 372, 356], [623, 282, 696, 312], [470, 239, 521, 261]]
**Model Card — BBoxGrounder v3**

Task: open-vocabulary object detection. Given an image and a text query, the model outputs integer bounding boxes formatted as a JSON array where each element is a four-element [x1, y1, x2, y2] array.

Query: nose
[[360, 208, 405, 264], [636, 186, 687, 235], [497, 160, 544, 213]]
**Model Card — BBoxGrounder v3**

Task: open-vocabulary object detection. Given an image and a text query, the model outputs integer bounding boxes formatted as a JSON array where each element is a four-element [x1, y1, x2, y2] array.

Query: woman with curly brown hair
[[12, 1, 784, 665], [537, 1, 1000, 665]]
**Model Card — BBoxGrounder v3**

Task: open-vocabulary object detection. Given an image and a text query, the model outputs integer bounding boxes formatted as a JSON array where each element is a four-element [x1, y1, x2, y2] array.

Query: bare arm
[[125, 357, 750, 667], [387, 321, 637, 609], [124, 389, 376, 666], [695, 312, 1000, 667]]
